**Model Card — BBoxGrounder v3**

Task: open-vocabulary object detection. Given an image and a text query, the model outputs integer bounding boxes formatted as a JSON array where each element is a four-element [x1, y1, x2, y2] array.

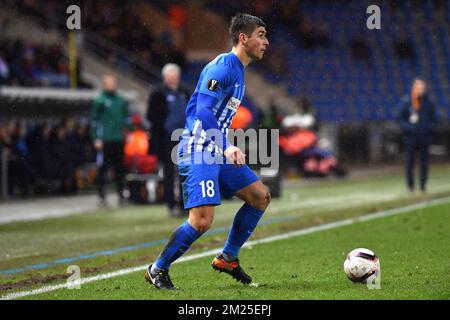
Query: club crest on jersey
[[225, 97, 241, 111], [207, 79, 219, 91]]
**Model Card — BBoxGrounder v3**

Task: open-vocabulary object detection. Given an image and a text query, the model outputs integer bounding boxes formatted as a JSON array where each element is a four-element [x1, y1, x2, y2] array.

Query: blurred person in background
[[394, 30, 416, 65], [9, 121, 35, 197], [0, 51, 9, 85], [30, 122, 54, 194], [350, 33, 372, 68], [397, 77, 438, 193], [146, 63, 190, 217], [71, 119, 94, 171], [51, 123, 75, 194], [123, 114, 158, 175], [91, 74, 130, 206], [0, 120, 17, 196], [71, 119, 95, 190], [279, 102, 346, 178]]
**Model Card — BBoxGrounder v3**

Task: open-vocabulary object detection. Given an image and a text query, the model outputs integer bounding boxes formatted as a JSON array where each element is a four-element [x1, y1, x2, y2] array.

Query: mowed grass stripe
[[1, 166, 449, 276]]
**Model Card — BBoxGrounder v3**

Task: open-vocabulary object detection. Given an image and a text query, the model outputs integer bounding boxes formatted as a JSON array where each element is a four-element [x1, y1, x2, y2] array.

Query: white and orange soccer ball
[[343, 248, 380, 283]]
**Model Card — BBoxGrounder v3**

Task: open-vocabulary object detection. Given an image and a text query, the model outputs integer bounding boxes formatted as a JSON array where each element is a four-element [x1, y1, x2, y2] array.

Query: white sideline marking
[[2, 196, 449, 300]]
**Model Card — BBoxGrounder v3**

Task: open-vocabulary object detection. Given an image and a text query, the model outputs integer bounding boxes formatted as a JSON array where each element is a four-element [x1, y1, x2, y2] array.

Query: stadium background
[[1, 1, 449, 197], [0, 0, 449, 300]]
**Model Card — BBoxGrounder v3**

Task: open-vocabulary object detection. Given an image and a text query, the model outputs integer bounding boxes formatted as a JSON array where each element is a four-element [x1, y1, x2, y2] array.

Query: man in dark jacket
[[146, 63, 190, 217], [397, 77, 438, 193], [91, 74, 130, 206]]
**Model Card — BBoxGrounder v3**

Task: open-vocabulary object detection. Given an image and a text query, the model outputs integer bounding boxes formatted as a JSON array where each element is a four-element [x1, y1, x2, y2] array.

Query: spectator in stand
[[151, 32, 187, 70], [12, 0, 189, 86], [0, 118, 96, 198], [296, 18, 331, 49], [51, 123, 76, 194], [10, 121, 35, 197], [30, 122, 54, 194], [91, 74, 130, 206], [277, 0, 331, 48], [279, 0, 301, 32], [0, 37, 71, 87], [71, 120, 94, 171], [60, 117, 81, 193], [146, 63, 190, 217], [168, 3, 187, 30], [123, 114, 158, 176], [0, 120, 15, 196], [0, 52, 9, 85], [394, 31, 416, 64], [351, 33, 372, 67]]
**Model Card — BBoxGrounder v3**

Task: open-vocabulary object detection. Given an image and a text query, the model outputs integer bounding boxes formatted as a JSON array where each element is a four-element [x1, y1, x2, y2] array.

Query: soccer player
[[145, 13, 270, 290]]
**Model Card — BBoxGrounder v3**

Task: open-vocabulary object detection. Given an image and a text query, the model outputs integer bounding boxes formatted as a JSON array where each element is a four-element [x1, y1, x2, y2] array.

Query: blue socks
[[154, 220, 201, 270], [223, 203, 265, 259], [153, 204, 264, 271]]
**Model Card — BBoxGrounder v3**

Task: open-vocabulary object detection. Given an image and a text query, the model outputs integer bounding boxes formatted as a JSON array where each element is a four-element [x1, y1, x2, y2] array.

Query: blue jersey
[[178, 52, 245, 163]]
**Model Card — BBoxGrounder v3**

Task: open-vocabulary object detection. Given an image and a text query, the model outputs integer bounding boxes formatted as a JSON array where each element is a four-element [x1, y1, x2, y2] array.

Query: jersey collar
[[230, 52, 245, 71]]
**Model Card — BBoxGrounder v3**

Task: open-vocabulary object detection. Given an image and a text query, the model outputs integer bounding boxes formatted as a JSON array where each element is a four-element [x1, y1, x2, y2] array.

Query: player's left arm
[[195, 64, 245, 165]]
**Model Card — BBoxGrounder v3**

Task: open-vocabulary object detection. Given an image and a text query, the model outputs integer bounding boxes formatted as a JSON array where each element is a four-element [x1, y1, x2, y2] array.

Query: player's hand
[[94, 139, 103, 151], [224, 146, 246, 167]]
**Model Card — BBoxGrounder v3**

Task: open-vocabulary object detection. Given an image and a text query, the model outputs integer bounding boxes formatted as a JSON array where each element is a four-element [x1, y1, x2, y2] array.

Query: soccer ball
[[343, 248, 380, 283]]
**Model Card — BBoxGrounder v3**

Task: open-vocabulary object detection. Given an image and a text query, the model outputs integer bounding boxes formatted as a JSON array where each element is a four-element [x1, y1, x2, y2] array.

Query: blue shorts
[[178, 162, 260, 210]]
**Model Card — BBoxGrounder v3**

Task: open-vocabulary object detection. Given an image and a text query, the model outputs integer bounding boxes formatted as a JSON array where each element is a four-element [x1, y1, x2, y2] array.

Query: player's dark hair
[[229, 13, 266, 45]]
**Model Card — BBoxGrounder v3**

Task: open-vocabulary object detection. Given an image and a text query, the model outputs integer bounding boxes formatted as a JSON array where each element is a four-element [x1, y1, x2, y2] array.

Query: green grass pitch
[[1, 165, 449, 299], [23, 201, 450, 299]]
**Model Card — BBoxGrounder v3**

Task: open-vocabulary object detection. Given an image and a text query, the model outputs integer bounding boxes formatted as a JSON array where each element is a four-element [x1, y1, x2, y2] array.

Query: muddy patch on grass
[[0, 266, 101, 292]]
